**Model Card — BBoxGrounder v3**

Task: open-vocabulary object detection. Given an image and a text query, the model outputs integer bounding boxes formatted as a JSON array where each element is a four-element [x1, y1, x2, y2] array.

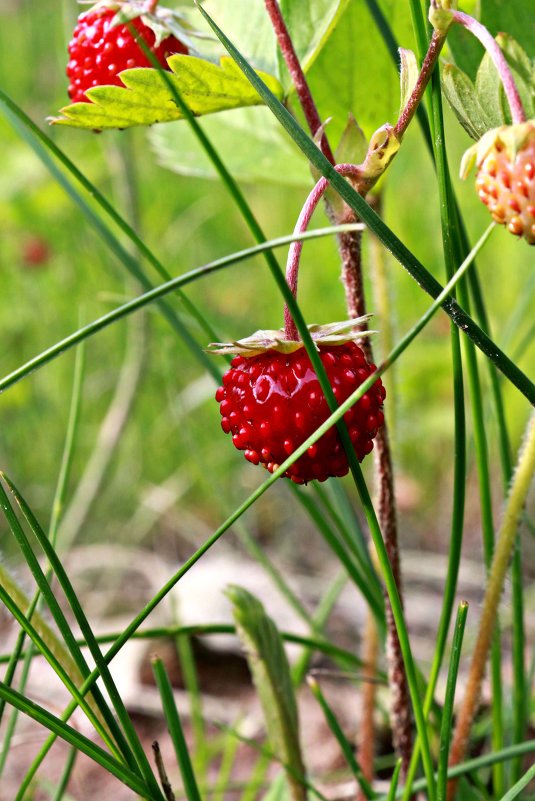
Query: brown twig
[[152, 741, 177, 801]]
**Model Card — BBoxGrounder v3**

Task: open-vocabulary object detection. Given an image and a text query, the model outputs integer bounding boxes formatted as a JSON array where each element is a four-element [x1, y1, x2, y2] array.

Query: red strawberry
[[462, 121, 535, 245], [214, 340, 385, 484], [66, 6, 188, 104]]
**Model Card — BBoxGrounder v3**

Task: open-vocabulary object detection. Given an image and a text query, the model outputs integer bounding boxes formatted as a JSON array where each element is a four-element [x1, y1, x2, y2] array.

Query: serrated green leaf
[[227, 586, 307, 801], [475, 34, 535, 127], [150, 106, 311, 186], [442, 64, 493, 140], [53, 55, 283, 130]]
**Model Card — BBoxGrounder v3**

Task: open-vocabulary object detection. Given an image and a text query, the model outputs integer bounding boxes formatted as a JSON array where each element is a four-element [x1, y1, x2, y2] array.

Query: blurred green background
[[0, 0, 533, 563]]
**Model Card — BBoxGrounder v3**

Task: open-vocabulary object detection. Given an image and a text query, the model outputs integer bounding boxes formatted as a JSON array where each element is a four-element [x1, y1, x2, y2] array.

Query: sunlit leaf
[[52, 55, 283, 130]]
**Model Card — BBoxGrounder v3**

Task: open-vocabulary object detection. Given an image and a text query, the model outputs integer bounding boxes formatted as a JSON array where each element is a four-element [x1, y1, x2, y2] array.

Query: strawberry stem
[[145, 0, 160, 12], [284, 164, 362, 340], [451, 10, 526, 125], [394, 30, 447, 139], [264, 0, 335, 164]]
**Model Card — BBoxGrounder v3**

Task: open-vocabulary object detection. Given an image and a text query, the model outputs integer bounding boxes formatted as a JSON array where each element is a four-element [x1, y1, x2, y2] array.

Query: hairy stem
[[451, 10, 526, 124], [264, 0, 335, 163], [343, 235, 412, 775], [357, 594, 380, 797], [394, 30, 447, 139], [267, 2, 412, 772], [447, 411, 535, 800], [284, 165, 362, 339]]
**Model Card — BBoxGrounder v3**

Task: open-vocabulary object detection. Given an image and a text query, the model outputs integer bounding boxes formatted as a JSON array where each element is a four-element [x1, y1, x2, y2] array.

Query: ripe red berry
[[66, 7, 188, 104], [463, 122, 535, 245], [215, 342, 385, 484]]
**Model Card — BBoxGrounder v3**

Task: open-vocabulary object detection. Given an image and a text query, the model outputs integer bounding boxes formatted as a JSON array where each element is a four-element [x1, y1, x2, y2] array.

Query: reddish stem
[[394, 30, 447, 139], [264, 0, 335, 164], [284, 164, 362, 340], [452, 10, 526, 124], [145, 0, 160, 12]]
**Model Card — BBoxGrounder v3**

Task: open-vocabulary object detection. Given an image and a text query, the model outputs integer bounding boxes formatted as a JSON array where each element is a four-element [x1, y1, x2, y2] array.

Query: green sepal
[[207, 316, 375, 357], [335, 113, 369, 165], [227, 586, 307, 801], [51, 55, 284, 130]]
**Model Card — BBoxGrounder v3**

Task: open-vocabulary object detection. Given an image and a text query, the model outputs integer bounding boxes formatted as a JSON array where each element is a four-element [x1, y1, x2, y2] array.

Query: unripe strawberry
[[213, 329, 385, 484], [66, 5, 188, 103], [461, 121, 535, 245]]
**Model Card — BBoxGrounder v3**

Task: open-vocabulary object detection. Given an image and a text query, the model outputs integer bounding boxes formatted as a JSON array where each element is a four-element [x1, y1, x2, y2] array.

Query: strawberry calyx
[[207, 317, 376, 357], [460, 120, 535, 179], [77, 0, 203, 51]]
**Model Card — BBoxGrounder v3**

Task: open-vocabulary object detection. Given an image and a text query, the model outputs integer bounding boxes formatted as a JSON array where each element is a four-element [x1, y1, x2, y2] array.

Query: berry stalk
[[264, 0, 335, 164], [284, 164, 362, 340], [451, 10, 526, 124]]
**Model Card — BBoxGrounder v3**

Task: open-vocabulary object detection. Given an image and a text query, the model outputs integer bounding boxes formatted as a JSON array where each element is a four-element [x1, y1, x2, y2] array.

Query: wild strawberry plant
[[0, 1, 533, 800]]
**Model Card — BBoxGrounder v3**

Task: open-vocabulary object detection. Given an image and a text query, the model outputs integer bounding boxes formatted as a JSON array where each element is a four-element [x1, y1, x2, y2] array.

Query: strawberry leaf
[[227, 586, 307, 801], [52, 55, 284, 130], [305, 0, 413, 141], [442, 64, 493, 140], [150, 107, 311, 186], [442, 34, 534, 140]]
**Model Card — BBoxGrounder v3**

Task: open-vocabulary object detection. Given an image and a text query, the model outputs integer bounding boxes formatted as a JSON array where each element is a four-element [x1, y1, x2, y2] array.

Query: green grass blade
[[0, 623, 365, 672], [0, 682, 149, 796], [196, 2, 534, 403], [0, 88, 221, 347], [386, 760, 403, 801], [152, 656, 203, 801], [171, 624, 207, 779], [0, 100, 221, 383], [0, 582, 119, 753], [0, 480, 135, 769], [437, 602, 469, 801], [51, 747, 77, 801], [497, 764, 535, 801], [312, 482, 380, 601], [379, 739, 535, 800], [290, 483, 385, 628], [0, 348, 86, 774], [10, 224, 491, 797], [291, 571, 349, 685], [307, 676, 375, 799], [213, 721, 329, 801], [2, 474, 166, 801], [0, 224, 362, 396]]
